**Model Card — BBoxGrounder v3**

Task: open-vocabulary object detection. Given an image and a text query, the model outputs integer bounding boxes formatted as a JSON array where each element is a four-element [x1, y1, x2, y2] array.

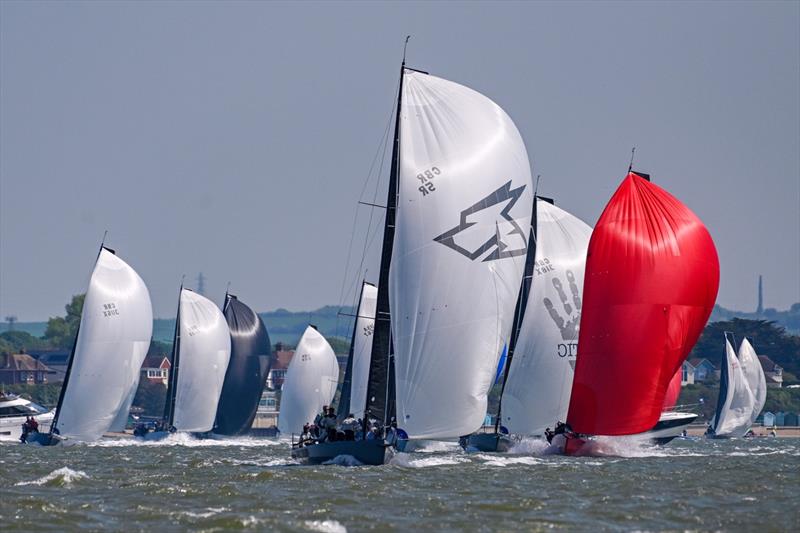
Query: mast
[[50, 243, 111, 437], [337, 280, 367, 419], [163, 283, 183, 428], [493, 197, 543, 433], [363, 42, 407, 427]]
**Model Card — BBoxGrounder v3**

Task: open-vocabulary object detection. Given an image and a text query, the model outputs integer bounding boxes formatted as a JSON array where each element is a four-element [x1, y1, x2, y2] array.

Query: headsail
[[53, 248, 153, 441], [500, 199, 591, 435], [338, 282, 377, 420], [278, 326, 339, 435], [171, 289, 232, 433], [390, 70, 534, 439], [566, 172, 720, 436], [738, 337, 767, 426], [214, 294, 272, 436], [711, 337, 755, 437]]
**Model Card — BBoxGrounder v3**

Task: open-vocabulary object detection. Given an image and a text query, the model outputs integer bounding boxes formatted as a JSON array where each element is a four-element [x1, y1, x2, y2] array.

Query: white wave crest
[[389, 453, 470, 468], [322, 454, 364, 466], [16, 467, 89, 486], [304, 519, 348, 533], [91, 433, 283, 448]]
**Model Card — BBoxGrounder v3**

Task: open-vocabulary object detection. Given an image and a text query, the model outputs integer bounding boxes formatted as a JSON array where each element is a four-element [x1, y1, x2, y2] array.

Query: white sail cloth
[[172, 289, 231, 432], [713, 339, 756, 437], [278, 326, 339, 435], [390, 70, 534, 439], [500, 200, 592, 435], [55, 249, 153, 442], [349, 283, 377, 419], [738, 337, 767, 426]]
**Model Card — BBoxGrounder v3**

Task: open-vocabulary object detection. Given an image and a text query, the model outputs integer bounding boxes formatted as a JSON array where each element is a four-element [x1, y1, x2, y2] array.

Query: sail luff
[[363, 63, 405, 426], [164, 285, 183, 427], [494, 199, 539, 431], [50, 245, 109, 435], [337, 282, 366, 419]]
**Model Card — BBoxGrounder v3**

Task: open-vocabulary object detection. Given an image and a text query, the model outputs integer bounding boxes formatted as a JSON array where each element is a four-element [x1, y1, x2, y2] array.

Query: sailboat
[[279, 325, 339, 438], [706, 334, 760, 438], [739, 337, 767, 427], [141, 287, 231, 439], [336, 281, 377, 421], [390, 62, 533, 444], [212, 293, 272, 436], [26, 245, 153, 445], [552, 170, 720, 456], [466, 197, 592, 452]]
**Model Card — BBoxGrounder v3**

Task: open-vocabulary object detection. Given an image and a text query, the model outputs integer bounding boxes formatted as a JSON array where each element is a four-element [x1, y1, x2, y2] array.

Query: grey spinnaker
[[214, 294, 272, 436]]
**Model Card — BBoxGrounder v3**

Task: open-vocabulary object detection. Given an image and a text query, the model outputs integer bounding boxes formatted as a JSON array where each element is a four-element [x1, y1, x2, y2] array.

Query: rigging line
[[628, 146, 636, 174], [335, 80, 399, 320], [352, 73, 401, 301]]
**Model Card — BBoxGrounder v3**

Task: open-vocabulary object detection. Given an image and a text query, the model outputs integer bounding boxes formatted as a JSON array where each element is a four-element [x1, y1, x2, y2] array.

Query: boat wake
[[389, 452, 470, 468], [91, 433, 282, 448], [15, 467, 89, 487]]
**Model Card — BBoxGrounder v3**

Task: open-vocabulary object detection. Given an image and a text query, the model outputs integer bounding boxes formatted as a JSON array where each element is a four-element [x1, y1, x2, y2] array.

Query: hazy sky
[[1, 1, 798, 321]]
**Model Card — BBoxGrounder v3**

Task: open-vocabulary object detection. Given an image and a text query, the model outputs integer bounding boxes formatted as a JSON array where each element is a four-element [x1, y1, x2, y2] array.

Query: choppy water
[[1, 435, 798, 531]]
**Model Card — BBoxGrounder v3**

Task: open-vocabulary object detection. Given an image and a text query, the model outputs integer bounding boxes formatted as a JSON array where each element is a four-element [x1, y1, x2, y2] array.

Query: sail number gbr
[[416, 167, 441, 196]]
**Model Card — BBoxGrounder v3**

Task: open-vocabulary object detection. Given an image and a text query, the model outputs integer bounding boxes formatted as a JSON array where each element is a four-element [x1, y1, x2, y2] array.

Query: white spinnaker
[[349, 283, 377, 419], [500, 200, 592, 435], [390, 70, 534, 439], [738, 338, 767, 426], [278, 326, 339, 435], [714, 339, 755, 437], [108, 382, 139, 432], [56, 249, 153, 442], [172, 289, 231, 432]]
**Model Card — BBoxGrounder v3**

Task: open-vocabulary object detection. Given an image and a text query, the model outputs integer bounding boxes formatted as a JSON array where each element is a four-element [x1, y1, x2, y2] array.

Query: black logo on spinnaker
[[433, 181, 527, 262]]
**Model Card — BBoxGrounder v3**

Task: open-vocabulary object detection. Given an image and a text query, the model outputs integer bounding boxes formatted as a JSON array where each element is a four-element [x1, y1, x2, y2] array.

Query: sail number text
[[417, 166, 441, 196], [102, 303, 119, 317]]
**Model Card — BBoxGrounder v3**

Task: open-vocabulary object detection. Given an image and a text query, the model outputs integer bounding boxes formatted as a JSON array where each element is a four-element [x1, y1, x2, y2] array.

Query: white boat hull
[[0, 411, 55, 442], [643, 412, 697, 444]]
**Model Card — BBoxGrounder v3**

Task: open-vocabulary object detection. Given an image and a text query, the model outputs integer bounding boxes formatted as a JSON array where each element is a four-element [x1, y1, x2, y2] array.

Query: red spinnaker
[[662, 370, 682, 410], [566, 172, 719, 436]]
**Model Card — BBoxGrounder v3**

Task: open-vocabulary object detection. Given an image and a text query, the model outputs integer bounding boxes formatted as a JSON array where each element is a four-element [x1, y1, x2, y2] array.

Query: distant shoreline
[[686, 424, 800, 438]]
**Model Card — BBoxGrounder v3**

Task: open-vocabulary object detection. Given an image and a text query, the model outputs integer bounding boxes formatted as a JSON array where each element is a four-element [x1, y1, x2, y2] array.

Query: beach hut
[[762, 412, 775, 426], [775, 412, 786, 426], [784, 413, 798, 426]]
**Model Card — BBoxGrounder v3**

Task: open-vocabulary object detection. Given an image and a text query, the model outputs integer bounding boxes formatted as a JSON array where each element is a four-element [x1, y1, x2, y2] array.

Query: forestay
[[566, 172, 720, 436], [390, 70, 534, 439], [172, 289, 231, 433], [712, 338, 756, 437], [278, 326, 339, 435], [738, 337, 767, 426], [500, 200, 591, 435], [55, 248, 153, 441]]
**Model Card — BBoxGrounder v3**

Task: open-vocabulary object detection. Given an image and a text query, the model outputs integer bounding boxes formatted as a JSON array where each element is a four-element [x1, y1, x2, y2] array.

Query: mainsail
[[738, 337, 767, 426], [170, 289, 232, 433], [278, 326, 339, 435], [214, 294, 272, 436], [338, 282, 377, 420], [566, 172, 720, 436], [500, 199, 592, 435], [390, 70, 534, 439], [53, 247, 153, 442], [711, 337, 756, 437]]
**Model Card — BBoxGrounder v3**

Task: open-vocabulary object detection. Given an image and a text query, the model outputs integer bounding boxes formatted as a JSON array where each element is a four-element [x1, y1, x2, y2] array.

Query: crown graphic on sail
[[389, 70, 533, 439], [566, 172, 720, 436]]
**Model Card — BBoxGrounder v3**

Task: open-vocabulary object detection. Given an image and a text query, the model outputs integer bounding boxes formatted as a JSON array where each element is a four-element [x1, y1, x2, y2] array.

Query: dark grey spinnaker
[[214, 294, 272, 436]]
